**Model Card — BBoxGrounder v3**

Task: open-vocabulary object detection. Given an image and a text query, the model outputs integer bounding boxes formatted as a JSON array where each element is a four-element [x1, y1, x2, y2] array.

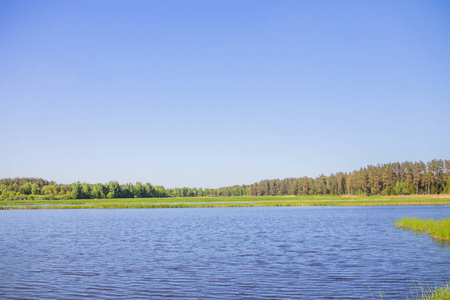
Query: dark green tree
[[71, 182, 82, 199], [107, 181, 121, 199]]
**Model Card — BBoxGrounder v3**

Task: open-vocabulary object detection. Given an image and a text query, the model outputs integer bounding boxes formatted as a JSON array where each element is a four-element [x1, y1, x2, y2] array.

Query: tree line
[[223, 159, 450, 197], [1, 159, 449, 200], [0, 178, 222, 200]]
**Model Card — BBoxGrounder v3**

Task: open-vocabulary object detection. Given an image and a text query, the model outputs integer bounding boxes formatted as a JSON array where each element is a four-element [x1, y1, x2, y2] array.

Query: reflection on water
[[403, 230, 450, 246], [0, 206, 449, 299]]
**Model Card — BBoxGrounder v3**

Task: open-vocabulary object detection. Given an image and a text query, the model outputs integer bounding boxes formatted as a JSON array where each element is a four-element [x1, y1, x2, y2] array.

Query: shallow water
[[0, 206, 449, 299]]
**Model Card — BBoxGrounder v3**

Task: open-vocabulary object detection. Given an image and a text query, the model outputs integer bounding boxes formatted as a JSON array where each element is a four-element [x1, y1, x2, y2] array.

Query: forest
[[1, 159, 449, 200]]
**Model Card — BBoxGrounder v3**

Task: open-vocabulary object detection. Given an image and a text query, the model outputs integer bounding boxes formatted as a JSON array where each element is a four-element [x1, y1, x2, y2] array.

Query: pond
[[0, 206, 449, 299]]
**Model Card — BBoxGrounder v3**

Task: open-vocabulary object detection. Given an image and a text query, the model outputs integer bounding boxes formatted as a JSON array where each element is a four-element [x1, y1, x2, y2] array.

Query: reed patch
[[395, 218, 450, 241]]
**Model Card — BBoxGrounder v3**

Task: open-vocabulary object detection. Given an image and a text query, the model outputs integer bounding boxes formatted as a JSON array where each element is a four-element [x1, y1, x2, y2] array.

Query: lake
[[0, 206, 449, 299]]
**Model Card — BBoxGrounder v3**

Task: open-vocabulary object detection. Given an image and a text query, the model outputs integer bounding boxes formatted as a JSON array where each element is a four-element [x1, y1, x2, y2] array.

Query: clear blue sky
[[1, 0, 449, 188]]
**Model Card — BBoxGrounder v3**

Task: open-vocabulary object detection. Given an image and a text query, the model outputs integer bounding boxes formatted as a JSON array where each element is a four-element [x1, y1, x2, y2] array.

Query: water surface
[[0, 206, 449, 299]]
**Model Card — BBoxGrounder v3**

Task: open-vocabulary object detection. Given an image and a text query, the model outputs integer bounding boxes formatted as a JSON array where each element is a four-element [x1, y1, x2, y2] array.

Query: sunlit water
[[1, 206, 449, 299]]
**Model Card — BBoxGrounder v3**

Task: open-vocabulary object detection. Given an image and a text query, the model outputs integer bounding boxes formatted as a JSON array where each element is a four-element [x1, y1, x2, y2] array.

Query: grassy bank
[[395, 217, 450, 241], [0, 195, 449, 210]]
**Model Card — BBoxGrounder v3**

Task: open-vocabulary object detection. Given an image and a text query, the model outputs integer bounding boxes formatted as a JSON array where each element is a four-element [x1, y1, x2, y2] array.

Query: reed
[[407, 282, 450, 300], [370, 282, 450, 299], [395, 218, 450, 241]]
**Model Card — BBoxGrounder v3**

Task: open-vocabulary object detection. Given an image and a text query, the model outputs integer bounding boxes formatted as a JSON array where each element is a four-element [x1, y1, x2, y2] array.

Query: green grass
[[0, 195, 449, 210], [395, 218, 450, 241], [370, 282, 450, 299], [407, 282, 450, 300]]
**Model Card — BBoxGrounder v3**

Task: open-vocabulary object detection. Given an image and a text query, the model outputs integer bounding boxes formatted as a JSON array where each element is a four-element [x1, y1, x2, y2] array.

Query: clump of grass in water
[[367, 282, 450, 299], [407, 282, 450, 300], [395, 218, 450, 241]]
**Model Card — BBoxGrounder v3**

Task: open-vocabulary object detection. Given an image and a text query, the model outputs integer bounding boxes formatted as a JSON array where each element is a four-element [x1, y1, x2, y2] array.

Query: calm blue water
[[0, 206, 449, 299]]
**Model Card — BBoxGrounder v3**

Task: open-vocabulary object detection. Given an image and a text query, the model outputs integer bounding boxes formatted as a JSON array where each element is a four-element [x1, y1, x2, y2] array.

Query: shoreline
[[1, 195, 449, 210]]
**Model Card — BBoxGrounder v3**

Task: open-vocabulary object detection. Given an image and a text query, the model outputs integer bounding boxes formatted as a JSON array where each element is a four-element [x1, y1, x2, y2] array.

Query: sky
[[1, 0, 449, 188]]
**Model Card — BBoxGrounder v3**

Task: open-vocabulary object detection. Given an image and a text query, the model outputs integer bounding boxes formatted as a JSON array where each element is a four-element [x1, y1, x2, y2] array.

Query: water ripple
[[0, 206, 449, 299]]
